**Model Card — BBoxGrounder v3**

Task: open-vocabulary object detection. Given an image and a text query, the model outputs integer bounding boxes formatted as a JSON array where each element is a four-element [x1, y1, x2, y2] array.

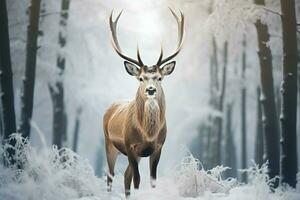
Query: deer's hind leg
[[105, 139, 118, 192]]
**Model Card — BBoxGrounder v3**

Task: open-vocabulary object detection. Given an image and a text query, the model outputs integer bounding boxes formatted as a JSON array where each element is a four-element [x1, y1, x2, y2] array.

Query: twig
[[40, 11, 61, 18], [261, 7, 282, 17]]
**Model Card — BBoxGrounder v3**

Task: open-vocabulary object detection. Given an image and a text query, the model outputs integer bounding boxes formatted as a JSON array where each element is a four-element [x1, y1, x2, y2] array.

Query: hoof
[[107, 183, 112, 192], [125, 190, 130, 198], [150, 179, 156, 188]]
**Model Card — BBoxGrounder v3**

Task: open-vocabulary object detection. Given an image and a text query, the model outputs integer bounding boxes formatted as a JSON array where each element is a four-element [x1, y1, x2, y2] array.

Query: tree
[[280, 0, 298, 188], [216, 41, 228, 163], [0, 0, 17, 139], [253, 0, 280, 186], [254, 87, 264, 167], [0, 0, 17, 162], [202, 122, 212, 169], [72, 107, 82, 152], [206, 1, 221, 168], [49, 0, 70, 149], [207, 37, 219, 168], [224, 102, 237, 178], [240, 35, 247, 183], [207, 36, 228, 168], [18, 0, 41, 139], [0, 104, 3, 136]]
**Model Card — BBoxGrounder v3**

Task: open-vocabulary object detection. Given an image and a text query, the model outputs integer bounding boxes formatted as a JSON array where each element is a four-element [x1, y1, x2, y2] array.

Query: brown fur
[[106, 9, 183, 197], [103, 71, 167, 196]]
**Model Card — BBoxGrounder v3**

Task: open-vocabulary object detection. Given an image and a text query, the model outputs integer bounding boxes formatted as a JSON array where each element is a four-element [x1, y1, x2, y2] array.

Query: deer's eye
[[158, 77, 162, 81], [139, 77, 143, 82]]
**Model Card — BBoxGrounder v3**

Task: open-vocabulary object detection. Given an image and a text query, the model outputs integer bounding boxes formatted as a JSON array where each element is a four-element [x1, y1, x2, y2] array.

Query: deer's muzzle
[[145, 86, 157, 97]]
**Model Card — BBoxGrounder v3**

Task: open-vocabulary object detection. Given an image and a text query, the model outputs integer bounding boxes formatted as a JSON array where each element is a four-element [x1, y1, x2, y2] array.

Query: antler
[[109, 10, 144, 67], [157, 8, 185, 66]]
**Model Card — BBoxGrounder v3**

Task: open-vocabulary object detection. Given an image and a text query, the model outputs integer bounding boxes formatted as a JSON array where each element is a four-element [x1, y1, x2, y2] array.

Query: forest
[[0, 0, 300, 199]]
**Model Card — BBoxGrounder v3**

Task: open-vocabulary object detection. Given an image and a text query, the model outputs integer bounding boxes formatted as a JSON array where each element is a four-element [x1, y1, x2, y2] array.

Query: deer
[[103, 8, 184, 197]]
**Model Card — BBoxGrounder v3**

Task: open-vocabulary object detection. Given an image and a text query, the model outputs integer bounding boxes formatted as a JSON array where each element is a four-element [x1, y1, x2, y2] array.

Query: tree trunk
[[18, 0, 41, 138], [0, 103, 3, 136], [203, 122, 212, 169], [254, 87, 264, 167], [208, 40, 228, 168], [280, 0, 298, 188], [72, 107, 81, 152], [49, 84, 67, 149], [224, 102, 237, 178], [208, 37, 218, 168], [0, 0, 17, 163], [254, 0, 280, 187], [50, 0, 70, 149], [241, 35, 247, 183], [216, 41, 228, 166]]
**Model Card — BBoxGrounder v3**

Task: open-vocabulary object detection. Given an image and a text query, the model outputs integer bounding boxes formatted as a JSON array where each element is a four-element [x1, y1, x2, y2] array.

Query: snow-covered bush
[[174, 153, 300, 200], [175, 153, 237, 197], [0, 134, 103, 200], [0, 135, 299, 200]]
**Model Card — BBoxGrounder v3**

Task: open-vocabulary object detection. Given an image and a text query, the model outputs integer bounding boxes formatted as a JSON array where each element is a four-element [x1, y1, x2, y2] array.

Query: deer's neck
[[135, 92, 165, 140]]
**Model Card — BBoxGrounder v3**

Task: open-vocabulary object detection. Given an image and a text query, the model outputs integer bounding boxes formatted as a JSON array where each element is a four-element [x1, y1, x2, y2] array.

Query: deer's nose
[[146, 86, 157, 96]]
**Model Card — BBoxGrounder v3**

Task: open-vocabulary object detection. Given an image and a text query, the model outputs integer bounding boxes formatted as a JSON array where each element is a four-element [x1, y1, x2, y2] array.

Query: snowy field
[[0, 134, 299, 200]]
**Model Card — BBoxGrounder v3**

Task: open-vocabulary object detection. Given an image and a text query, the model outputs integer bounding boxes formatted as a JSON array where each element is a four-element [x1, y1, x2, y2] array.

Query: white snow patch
[[0, 134, 299, 200]]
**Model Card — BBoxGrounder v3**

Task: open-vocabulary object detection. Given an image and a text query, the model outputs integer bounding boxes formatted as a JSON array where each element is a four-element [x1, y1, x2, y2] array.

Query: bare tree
[[280, 0, 298, 188], [49, 85, 67, 148], [0, 0, 17, 162], [72, 107, 82, 152], [0, 103, 3, 136], [207, 37, 219, 168], [240, 35, 247, 183], [18, 0, 41, 138], [216, 41, 228, 163], [208, 39, 228, 168], [253, 0, 280, 186], [224, 102, 237, 178], [49, 0, 70, 148], [254, 87, 264, 167]]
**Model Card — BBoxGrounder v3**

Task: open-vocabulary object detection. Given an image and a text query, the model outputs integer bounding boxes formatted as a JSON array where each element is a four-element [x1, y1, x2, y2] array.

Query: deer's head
[[109, 9, 184, 100]]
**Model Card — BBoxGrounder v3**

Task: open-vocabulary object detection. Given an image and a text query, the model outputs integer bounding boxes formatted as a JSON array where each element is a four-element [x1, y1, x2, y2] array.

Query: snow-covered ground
[[0, 134, 299, 200]]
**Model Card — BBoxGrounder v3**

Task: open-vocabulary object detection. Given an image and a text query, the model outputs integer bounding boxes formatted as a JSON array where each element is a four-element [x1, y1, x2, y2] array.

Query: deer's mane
[[133, 89, 166, 140]]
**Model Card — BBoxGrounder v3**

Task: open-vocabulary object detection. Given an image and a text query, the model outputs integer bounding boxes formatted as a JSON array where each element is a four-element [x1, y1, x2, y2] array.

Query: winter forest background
[[1, 0, 300, 199]]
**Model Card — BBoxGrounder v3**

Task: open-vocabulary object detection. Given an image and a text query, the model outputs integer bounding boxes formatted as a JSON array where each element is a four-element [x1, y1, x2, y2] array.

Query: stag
[[103, 9, 184, 196]]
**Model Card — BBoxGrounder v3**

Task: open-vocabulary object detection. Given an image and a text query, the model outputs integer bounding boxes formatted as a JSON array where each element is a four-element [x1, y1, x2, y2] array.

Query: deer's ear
[[161, 61, 176, 76], [124, 61, 140, 76]]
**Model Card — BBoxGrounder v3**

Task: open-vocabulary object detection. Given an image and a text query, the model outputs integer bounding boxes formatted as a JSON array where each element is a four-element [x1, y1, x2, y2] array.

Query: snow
[[0, 134, 299, 200]]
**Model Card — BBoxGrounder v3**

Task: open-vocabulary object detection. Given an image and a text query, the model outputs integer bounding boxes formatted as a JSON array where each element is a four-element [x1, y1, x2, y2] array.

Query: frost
[[0, 134, 103, 200], [175, 153, 236, 197], [205, 0, 279, 43], [0, 135, 299, 200]]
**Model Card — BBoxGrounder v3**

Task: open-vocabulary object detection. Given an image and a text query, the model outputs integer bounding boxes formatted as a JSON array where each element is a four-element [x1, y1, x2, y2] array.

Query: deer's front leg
[[124, 164, 133, 197], [127, 149, 140, 189], [149, 148, 162, 188]]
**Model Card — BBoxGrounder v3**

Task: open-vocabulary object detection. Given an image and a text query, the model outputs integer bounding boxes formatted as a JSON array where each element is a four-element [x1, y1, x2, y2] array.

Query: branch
[[261, 7, 282, 17], [40, 11, 61, 18], [269, 34, 282, 39]]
